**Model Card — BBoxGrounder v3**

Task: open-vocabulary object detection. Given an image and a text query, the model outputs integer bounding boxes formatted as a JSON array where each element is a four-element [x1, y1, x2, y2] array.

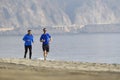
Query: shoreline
[[0, 58, 120, 72], [0, 58, 120, 80]]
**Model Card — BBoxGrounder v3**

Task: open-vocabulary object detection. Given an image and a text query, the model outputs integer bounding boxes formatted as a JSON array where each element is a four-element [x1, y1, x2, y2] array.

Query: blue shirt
[[40, 33, 51, 45], [23, 34, 34, 46]]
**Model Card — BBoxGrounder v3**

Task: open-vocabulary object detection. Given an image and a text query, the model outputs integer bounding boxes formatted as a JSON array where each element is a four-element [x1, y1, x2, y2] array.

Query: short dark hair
[[28, 30, 31, 32], [43, 28, 46, 31]]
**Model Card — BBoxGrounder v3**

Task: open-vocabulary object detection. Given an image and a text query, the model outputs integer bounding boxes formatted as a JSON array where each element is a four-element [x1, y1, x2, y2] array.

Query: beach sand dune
[[0, 58, 120, 80]]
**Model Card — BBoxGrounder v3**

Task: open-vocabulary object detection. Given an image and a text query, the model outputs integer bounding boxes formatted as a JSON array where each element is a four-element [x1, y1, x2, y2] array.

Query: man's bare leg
[[44, 50, 48, 61], [43, 51, 46, 61]]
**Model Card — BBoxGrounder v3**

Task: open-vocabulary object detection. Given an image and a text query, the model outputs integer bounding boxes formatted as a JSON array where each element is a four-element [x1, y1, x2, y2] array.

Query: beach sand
[[0, 58, 120, 80]]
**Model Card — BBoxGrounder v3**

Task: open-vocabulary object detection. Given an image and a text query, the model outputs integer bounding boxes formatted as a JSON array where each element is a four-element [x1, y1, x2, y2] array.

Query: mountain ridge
[[0, 0, 120, 34]]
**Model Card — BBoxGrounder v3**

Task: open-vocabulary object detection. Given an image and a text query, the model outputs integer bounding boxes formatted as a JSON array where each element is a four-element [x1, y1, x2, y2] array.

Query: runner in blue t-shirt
[[40, 28, 52, 60]]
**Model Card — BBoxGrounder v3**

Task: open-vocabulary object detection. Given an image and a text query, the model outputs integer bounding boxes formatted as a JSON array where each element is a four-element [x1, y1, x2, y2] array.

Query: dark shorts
[[42, 44, 49, 52]]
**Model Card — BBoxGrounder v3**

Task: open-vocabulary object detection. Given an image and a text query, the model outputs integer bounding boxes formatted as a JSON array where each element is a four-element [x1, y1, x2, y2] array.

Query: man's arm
[[40, 35, 45, 42], [48, 34, 52, 42], [40, 39, 45, 42], [23, 35, 26, 41], [32, 35, 34, 43], [49, 37, 52, 42]]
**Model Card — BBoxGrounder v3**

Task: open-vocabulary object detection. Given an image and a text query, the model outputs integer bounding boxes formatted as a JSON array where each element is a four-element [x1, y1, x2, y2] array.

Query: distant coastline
[[0, 24, 120, 36]]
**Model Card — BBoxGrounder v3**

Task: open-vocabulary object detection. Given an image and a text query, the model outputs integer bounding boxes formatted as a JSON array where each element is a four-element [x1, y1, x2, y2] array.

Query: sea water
[[0, 33, 120, 64]]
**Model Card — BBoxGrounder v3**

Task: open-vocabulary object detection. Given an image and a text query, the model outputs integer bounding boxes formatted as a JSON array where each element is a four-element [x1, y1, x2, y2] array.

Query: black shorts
[[42, 44, 49, 52]]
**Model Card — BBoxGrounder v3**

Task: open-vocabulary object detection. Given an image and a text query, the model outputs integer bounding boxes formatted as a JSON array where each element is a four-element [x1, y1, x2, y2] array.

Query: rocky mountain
[[0, 0, 120, 35]]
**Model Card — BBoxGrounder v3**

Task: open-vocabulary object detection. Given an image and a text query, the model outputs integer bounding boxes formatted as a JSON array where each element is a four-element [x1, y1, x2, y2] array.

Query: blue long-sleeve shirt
[[23, 34, 34, 46]]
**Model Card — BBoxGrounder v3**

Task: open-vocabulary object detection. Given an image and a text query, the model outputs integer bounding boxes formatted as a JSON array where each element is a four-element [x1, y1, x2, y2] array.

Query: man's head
[[43, 28, 47, 33], [28, 30, 31, 35]]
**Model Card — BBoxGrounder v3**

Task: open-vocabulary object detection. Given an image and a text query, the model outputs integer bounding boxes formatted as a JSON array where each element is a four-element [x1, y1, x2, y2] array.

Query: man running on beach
[[40, 28, 52, 60], [23, 30, 34, 59]]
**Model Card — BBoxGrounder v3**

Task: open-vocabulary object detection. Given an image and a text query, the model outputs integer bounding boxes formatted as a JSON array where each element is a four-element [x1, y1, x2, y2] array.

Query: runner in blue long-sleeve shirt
[[23, 30, 34, 59]]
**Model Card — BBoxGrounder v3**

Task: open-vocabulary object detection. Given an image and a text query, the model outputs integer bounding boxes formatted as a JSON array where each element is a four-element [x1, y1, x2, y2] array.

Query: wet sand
[[0, 58, 120, 80]]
